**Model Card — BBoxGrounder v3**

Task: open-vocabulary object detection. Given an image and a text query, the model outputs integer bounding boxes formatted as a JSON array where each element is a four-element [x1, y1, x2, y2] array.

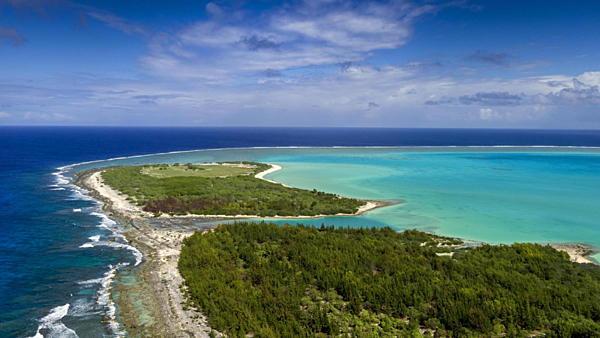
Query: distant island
[[91, 162, 386, 219]]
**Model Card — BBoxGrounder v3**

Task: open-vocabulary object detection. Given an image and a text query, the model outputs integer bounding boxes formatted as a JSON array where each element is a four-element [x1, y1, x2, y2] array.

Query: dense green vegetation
[[179, 222, 600, 337], [101, 162, 364, 216]]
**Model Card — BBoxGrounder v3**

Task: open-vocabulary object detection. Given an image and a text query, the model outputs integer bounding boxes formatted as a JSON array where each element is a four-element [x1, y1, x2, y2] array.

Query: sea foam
[[29, 304, 78, 338], [77, 264, 127, 337], [48, 165, 141, 337], [79, 239, 143, 266]]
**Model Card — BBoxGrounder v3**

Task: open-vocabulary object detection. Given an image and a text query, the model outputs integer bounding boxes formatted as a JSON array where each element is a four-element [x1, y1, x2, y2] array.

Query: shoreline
[[86, 164, 391, 220], [76, 170, 215, 337], [81, 164, 599, 267], [73, 164, 395, 337], [254, 164, 291, 187], [82, 165, 598, 266], [71, 161, 598, 337], [551, 244, 596, 264]]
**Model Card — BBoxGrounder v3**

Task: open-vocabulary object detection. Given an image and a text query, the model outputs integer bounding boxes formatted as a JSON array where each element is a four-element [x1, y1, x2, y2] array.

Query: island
[[74, 162, 600, 338], [91, 162, 386, 219]]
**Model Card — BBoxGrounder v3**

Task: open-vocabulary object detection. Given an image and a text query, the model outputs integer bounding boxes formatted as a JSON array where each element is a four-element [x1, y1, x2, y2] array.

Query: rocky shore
[[75, 169, 217, 337]]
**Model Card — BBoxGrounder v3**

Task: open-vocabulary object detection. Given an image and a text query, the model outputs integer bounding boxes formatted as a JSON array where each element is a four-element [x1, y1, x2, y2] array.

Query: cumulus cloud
[[534, 78, 600, 105], [0, 26, 27, 46], [1, 0, 598, 129], [3, 66, 599, 128], [0, 111, 11, 118], [479, 108, 501, 120], [577, 71, 600, 86]]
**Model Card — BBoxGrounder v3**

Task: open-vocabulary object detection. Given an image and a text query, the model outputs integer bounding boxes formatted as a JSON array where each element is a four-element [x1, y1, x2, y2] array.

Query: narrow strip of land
[[86, 163, 390, 220]]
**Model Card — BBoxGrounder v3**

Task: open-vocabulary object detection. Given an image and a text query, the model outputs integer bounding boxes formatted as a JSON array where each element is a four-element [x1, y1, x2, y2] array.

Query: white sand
[[255, 164, 291, 187], [87, 166, 385, 220], [87, 171, 150, 219], [356, 201, 378, 215], [552, 245, 594, 264]]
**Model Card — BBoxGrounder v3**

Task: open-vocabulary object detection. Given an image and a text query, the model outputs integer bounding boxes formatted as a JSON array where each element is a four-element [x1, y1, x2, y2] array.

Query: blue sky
[[0, 0, 599, 128]]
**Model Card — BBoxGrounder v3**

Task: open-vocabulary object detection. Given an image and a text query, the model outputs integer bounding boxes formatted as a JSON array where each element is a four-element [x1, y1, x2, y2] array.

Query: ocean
[[1, 127, 600, 337]]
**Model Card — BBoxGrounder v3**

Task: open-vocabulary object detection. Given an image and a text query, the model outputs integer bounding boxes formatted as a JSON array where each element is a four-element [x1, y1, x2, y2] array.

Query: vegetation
[[179, 222, 600, 337], [101, 162, 364, 216], [140, 163, 255, 178]]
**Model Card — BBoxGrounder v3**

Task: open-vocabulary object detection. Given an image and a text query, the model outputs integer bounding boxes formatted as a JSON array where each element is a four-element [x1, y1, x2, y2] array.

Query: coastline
[[85, 164, 391, 220], [254, 164, 291, 187], [76, 170, 215, 337], [73, 164, 393, 337], [71, 158, 597, 337], [551, 244, 596, 264], [114, 220, 214, 337]]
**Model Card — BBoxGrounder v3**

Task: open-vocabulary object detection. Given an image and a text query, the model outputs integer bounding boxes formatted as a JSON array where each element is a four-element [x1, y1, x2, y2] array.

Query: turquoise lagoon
[[74, 147, 600, 259]]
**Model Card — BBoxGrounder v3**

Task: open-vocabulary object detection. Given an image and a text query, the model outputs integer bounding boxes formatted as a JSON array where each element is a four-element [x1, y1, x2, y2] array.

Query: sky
[[0, 0, 599, 128]]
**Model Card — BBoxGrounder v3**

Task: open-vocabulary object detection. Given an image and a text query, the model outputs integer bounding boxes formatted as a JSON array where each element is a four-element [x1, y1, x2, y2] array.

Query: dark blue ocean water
[[1, 127, 600, 337]]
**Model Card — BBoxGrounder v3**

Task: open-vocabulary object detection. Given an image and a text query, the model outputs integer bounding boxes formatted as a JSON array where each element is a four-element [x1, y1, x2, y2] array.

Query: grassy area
[[100, 162, 364, 216], [141, 163, 255, 178], [179, 222, 600, 338]]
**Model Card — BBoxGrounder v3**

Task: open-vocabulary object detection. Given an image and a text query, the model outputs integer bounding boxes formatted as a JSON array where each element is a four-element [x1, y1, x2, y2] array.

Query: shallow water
[[73, 147, 600, 259]]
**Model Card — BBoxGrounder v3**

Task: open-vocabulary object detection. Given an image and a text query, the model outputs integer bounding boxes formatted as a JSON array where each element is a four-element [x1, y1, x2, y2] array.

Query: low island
[[74, 161, 600, 338], [92, 162, 385, 219]]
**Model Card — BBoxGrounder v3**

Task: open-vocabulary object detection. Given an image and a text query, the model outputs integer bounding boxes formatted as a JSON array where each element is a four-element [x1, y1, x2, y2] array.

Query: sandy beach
[[254, 164, 292, 187], [88, 171, 151, 219], [551, 244, 595, 264], [85, 164, 389, 220]]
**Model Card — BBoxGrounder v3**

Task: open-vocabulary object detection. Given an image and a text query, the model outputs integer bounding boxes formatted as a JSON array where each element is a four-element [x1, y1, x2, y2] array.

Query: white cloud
[[0, 111, 11, 118], [3, 66, 599, 127], [205, 3, 223, 16], [85, 11, 148, 36], [21, 111, 72, 121], [51, 113, 73, 120], [479, 108, 499, 120], [577, 71, 600, 86], [139, 0, 445, 81]]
